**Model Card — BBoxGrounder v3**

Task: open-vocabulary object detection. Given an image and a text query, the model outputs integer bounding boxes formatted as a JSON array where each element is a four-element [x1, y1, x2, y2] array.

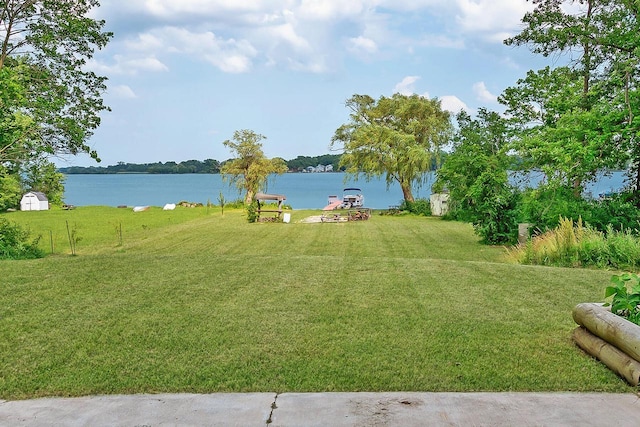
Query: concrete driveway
[[2, 392, 640, 426]]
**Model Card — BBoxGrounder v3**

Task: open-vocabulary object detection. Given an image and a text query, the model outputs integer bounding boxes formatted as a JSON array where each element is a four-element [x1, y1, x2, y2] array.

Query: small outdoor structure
[[255, 193, 286, 222], [518, 223, 532, 244], [324, 195, 341, 211], [20, 192, 49, 211], [430, 193, 449, 217]]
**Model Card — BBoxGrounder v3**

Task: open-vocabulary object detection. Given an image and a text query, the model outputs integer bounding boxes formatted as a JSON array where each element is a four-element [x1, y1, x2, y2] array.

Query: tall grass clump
[[508, 217, 640, 270]]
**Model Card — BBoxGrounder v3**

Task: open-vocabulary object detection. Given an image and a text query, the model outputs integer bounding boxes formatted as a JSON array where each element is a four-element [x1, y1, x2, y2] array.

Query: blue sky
[[62, 0, 554, 167]]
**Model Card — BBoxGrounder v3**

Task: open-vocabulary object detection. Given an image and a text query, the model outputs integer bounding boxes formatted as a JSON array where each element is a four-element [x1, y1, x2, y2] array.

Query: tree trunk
[[572, 178, 583, 198], [573, 0, 592, 199], [573, 326, 640, 386], [400, 182, 414, 202], [245, 190, 254, 205], [572, 303, 640, 362], [634, 159, 640, 207]]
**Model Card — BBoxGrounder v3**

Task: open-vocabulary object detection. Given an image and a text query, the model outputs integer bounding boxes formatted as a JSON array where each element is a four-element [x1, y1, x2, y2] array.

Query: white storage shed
[[430, 193, 449, 217], [20, 192, 49, 211]]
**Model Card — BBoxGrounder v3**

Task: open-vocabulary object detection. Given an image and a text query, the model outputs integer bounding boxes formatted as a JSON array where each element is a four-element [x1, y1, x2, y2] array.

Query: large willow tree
[[221, 130, 288, 205], [331, 93, 452, 202]]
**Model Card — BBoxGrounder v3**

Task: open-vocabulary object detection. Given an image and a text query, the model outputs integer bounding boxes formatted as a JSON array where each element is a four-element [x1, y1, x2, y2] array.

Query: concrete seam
[[266, 392, 279, 425]]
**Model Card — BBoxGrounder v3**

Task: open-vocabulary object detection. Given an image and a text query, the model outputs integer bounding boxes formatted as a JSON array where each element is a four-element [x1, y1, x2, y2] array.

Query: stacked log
[[572, 303, 640, 386]]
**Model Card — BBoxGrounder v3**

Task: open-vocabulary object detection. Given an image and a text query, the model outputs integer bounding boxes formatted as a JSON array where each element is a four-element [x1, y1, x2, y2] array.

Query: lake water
[[62, 171, 629, 210], [62, 173, 432, 209]]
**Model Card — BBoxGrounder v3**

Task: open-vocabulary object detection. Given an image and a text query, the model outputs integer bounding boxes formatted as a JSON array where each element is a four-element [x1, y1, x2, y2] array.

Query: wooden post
[[518, 223, 531, 245]]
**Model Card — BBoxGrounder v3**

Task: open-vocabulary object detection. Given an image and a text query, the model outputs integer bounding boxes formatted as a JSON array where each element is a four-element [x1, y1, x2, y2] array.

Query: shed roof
[[255, 193, 286, 201], [24, 191, 48, 201]]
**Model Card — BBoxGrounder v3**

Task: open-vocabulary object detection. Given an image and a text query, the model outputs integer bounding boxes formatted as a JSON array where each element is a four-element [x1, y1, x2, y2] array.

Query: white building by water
[[20, 192, 49, 211]]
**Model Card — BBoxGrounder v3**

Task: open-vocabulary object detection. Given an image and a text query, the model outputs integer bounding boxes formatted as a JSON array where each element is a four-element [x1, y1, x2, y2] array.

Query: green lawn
[[0, 207, 631, 399]]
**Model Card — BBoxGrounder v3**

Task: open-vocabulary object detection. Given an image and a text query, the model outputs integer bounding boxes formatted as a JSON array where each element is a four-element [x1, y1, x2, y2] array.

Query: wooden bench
[[255, 193, 287, 222]]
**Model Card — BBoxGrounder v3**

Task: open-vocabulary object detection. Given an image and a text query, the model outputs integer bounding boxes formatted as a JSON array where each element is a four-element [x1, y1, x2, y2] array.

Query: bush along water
[[582, 192, 640, 234], [519, 186, 640, 236], [399, 198, 431, 216], [0, 218, 45, 260]]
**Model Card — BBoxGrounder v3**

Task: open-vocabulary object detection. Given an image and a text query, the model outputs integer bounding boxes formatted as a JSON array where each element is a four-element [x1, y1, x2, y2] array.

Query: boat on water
[[323, 188, 365, 210]]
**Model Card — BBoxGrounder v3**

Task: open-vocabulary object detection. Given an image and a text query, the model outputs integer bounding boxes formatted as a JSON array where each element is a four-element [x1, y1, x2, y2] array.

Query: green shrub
[[577, 233, 611, 269], [582, 191, 640, 234], [225, 199, 246, 209], [520, 185, 588, 231], [399, 198, 431, 216], [468, 168, 520, 245], [245, 201, 258, 223], [605, 227, 640, 270], [0, 218, 45, 260], [604, 273, 640, 326], [520, 188, 640, 236], [0, 173, 22, 211]]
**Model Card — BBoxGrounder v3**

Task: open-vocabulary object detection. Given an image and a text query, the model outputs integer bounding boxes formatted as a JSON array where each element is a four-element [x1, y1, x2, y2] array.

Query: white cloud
[[454, 0, 533, 39], [473, 81, 497, 103], [110, 85, 137, 99], [103, 27, 258, 74], [440, 95, 469, 113], [415, 34, 465, 49], [91, 0, 534, 75], [160, 27, 258, 73], [125, 33, 165, 51], [376, 0, 454, 11], [138, 0, 268, 19], [298, 0, 366, 21], [127, 56, 170, 73], [266, 22, 311, 52], [286, 55, 329, 73], [394, 76, 421, 95], [348, 36, 378, 55], [88, 55, 169, 75], [500, 56, 520, 70], [256, 19, 328, 72]]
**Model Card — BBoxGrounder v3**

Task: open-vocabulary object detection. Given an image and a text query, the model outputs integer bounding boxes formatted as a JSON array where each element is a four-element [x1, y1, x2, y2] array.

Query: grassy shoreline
[[0, 207, 631, 399]]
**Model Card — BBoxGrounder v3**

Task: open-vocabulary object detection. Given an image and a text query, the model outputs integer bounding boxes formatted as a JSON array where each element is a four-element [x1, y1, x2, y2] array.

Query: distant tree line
[[59, 155, 345, 174], [60, 159, 221, 174], [58, 153, 449, 175], [286, 154, 343, 172]]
